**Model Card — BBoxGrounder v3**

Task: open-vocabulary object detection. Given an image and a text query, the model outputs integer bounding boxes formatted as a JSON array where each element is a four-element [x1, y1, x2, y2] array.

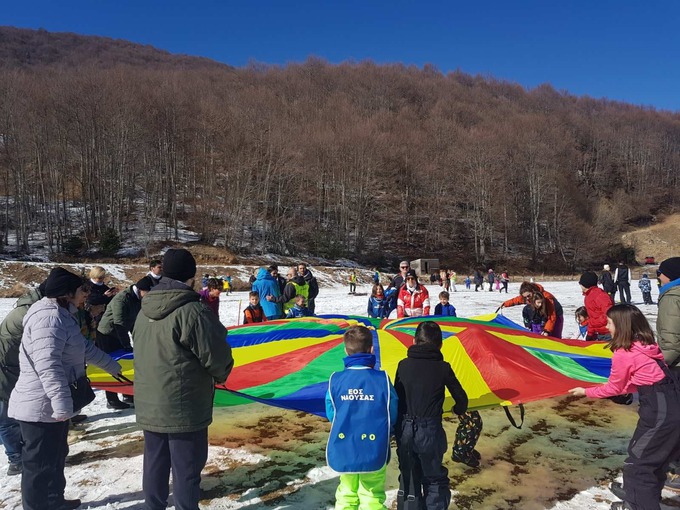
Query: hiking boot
[[609, 481, 625, 500], [106, 398, 131, 410], [70, 414, 87, 424], [7, 462, 22, 476], [452, 451, 480, 468], [665, 472, 680, 493]]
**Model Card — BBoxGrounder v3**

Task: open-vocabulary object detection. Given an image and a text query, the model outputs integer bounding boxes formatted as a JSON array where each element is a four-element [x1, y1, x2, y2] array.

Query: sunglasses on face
[[400, 266, 408, 269], [406, 277, 415, 281]]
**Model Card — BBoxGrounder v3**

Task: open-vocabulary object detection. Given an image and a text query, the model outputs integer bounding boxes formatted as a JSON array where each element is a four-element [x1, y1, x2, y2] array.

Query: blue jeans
[[0, 399, 22, 464]]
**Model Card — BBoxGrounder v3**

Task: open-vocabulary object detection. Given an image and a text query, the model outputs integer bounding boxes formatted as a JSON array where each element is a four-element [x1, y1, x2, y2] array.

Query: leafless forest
[[0, 28, 679, 269]]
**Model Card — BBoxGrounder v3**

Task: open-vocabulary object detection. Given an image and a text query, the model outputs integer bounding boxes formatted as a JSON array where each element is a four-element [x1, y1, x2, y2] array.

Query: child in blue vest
[[433, 291, 456, 316], [326, 325, 398, 510]]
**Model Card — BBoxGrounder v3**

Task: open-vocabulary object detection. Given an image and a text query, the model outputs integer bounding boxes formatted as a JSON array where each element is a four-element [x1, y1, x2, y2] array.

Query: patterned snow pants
[[452, 411, 483, 459]]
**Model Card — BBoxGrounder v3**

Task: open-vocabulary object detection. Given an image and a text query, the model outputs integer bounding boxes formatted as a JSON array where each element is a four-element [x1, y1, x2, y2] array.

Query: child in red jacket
[[579, 272, 613, 341]]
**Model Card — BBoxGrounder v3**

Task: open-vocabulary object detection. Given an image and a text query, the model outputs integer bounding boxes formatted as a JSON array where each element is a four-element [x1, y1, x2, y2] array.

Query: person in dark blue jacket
[[433, 291, 456, 317], [251, 267, 283, 320], [367, 284, 388, 318], [286, 295, 313, 318], [325, 325, 398, 510]]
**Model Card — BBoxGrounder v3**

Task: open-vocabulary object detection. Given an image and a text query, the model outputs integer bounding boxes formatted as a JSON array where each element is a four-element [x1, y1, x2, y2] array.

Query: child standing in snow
[[325, 326, 398, 510], [638, 273, 653, 305], [243, 291, 267, 324], [198, 278, 221, 317], [521, 292, 554, 336], [286, 295, 313, 318], [348, 271, 357, 294], [575, 306, 589, 339], [569, 304, 680, 510], [434, 291, 457, 316], [367, 284, 388, 318], [465, 275, 471, 290]]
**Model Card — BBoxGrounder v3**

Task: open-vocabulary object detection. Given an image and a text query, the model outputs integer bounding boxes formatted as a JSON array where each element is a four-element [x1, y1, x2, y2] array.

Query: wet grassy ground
[[206, 396, 642, 509]]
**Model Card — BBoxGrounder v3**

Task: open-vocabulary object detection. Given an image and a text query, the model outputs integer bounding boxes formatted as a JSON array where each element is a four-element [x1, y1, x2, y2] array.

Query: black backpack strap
[[653, 358, 680, 385], [503, 404, 525, 429]]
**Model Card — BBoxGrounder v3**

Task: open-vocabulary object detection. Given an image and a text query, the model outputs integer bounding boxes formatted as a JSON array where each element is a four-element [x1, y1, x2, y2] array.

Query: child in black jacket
[[394, 321, 468, 510]]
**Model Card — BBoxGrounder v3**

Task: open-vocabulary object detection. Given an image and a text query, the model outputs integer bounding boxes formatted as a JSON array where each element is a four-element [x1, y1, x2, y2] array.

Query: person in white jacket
[[9, 267, 122, 510]]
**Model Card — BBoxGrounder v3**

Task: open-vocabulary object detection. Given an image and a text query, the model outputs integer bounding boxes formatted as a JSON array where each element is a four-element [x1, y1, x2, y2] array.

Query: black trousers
[[623, 379, 680, 510], [19, 420, 70, 510], [143, 428, 209, 510], [396, 417, 450, 510], [617, 283, 632, 303]]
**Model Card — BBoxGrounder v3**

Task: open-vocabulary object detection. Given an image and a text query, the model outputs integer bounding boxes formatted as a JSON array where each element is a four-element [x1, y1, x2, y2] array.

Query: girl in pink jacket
[[569, 304, 680, 510]]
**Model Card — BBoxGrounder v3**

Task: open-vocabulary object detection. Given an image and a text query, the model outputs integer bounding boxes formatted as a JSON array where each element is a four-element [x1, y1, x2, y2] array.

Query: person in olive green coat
[[0, 283, 44, 475], [96, 276, 153, 409], [657, 257, 680, 373], [133, 248, 233, 510]]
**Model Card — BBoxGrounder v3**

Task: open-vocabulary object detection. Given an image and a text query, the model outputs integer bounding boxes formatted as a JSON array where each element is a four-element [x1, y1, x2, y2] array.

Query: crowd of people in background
[[1, 252, 679, 510]]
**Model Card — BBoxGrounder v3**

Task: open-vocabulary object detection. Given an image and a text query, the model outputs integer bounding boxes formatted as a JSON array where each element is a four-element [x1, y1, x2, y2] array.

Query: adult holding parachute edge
[[497, 281, 564, 338]]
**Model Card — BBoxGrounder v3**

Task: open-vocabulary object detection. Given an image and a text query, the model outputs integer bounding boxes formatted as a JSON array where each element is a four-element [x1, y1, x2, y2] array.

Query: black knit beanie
[[659, 257, 680, 282], [162, 248, 197, 282], [578, 271, 599, 289], [135, 276, 154, 292], [44, 267, 84, 298]]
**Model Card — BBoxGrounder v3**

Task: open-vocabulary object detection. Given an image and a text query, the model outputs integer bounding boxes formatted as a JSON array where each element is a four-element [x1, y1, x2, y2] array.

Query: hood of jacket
[[141, 278, 200, 321], [407, 343, 443, 361], [630, 341, 665, 360], [660, 277, 680, 297], [302, 269, 315, 283], [16, 287, 44, 309], [256, 267, 276, 282]]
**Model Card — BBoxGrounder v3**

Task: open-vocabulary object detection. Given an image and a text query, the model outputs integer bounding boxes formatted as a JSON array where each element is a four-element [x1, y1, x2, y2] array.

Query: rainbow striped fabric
[[88, 314, 612, 417]]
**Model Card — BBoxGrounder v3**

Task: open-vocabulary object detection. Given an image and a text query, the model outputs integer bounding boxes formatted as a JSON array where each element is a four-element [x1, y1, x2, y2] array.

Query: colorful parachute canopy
[[88, 314, 613, 417]]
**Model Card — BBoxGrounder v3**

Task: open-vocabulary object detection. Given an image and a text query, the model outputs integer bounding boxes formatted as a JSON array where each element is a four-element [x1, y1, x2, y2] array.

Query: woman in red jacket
[[499, 281, 564, 338], [397, 270, 430, 318]]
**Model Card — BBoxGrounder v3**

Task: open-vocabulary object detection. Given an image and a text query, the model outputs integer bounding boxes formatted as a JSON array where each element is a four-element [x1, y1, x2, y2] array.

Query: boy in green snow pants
[[325, 326, 399, 510]]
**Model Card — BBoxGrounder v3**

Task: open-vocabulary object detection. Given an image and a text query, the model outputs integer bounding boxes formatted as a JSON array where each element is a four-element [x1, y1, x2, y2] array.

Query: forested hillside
[[0, 27, 678, 270]]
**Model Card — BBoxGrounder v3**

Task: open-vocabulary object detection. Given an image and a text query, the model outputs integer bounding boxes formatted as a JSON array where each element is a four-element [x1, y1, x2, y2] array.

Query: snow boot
[[609, 481, 625, 500], [7, 462, 22, 476], [106, 395, 131, 410]]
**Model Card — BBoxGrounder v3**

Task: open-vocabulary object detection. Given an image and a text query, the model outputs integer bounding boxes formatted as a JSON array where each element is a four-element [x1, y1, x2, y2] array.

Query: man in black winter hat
[[656, 258, 680, 493], [133, 248, 234, 510], [657, 257, 680, 373]]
